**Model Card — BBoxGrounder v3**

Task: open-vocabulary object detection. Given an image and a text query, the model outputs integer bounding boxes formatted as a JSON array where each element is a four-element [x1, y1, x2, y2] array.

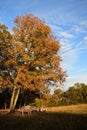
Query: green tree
[[62, 83, 87, 105], [49, 89, 62, 106], [74, 83, 87, 103]]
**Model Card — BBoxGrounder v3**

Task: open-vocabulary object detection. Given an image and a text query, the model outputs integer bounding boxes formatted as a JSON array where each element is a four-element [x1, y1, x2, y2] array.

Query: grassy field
[[46, 104, 87, 114], [0, 104, 87, 130]]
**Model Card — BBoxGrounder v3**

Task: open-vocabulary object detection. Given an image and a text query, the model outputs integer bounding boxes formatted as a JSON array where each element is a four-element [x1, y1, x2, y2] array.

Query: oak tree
[[9, 14, 66, 112], [0, 14, 66, 112]]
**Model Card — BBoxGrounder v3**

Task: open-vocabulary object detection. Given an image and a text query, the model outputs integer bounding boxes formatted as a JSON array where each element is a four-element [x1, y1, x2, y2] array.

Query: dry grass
[[46, 104, 87, 114], [0, 104, 87, 130]]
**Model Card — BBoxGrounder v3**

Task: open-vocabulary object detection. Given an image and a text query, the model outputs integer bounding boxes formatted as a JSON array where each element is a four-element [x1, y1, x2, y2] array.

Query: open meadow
[[0, 104, 87, 130]]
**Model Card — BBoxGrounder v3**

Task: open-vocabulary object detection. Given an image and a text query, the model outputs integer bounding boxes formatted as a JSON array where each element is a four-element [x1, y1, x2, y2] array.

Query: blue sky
[[0, 0, 87, 90]]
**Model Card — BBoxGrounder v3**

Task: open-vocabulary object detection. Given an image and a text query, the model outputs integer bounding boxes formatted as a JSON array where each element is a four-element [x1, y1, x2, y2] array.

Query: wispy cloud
[[84, 36, 87, 43], [60, 36, 87, 70], [59, 39, 73, 53], [59, 31, 74, 39], [72, 20, 87, 34], [80, 20, 87, 26]]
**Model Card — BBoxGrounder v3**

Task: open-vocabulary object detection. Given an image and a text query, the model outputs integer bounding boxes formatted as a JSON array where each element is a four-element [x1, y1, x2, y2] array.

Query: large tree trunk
[[10, 85, 20, 113]]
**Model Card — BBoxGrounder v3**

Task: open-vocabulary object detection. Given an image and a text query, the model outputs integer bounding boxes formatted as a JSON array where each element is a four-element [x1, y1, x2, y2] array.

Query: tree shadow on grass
[[0, 111, 87, 130]]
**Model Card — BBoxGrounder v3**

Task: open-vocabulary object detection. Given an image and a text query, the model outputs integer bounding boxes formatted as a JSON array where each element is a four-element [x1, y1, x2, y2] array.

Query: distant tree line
[[48, 83, 87, 106], [0, 83, 87, 109]]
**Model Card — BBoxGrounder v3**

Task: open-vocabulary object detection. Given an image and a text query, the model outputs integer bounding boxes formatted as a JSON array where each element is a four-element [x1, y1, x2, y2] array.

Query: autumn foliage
[[0, 14, 66, 112]]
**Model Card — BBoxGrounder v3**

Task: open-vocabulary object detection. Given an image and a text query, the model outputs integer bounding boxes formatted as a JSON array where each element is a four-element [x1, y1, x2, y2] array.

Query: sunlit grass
[[46, 104, 87, 114]]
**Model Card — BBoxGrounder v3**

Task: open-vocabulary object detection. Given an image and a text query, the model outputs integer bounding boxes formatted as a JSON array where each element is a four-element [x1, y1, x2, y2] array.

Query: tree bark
[[4, 102, 7, 110], [10, 85, 20, 113]]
